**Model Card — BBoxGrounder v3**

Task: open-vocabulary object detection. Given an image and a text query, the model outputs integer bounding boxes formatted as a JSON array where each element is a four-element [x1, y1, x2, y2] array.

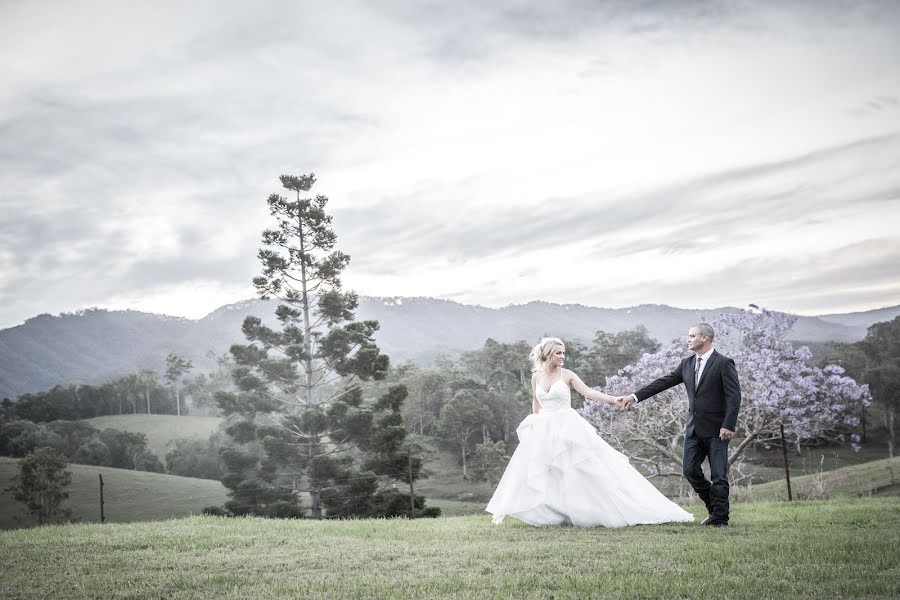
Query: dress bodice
[[535, 378, 571, 413]]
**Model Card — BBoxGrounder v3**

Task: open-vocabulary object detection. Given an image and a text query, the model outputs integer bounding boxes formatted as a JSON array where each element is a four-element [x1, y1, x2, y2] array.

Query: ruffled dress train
[[485, 380, 694, 528]]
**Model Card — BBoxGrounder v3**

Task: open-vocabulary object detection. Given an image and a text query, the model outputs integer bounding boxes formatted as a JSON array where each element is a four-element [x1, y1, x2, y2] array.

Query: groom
[[622, 323, 741, 526]]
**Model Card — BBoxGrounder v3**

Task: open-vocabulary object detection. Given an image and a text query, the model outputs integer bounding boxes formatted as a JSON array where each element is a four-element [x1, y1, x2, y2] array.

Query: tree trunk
[[175, 386, 181, 416], [861, 406, 867, 444], [297, 196, 314, 408], [461, 443, 467, 479], [728, 429, 760, 467], [306, 438, 322, 519], [146, 387, 151, 415]]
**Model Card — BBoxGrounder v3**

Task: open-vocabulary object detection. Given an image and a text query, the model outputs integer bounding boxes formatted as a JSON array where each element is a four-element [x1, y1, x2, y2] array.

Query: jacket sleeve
[[721, 358, 741, 431], [634, 362, 685, 402]]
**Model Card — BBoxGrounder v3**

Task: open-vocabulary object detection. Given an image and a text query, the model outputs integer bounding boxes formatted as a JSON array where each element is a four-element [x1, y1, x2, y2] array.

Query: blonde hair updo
[[529, 337, 564, 373]]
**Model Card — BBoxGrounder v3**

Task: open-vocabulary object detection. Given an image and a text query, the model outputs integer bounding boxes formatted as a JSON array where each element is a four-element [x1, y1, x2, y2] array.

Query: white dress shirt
[[694, 347, 715, 383]]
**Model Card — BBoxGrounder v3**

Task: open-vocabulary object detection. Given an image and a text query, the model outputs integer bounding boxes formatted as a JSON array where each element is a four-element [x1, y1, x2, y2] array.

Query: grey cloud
[[372, 0, 900, 67], [380, 0, 749, 54], [692, 239, 900, 313], [338, 133, 900, 272], [846, 95, 900, 118], [682, 133, 900, 190], [117, 253, 258, 289], [543, 238, 900, 315], [740, 238, 900, 294]]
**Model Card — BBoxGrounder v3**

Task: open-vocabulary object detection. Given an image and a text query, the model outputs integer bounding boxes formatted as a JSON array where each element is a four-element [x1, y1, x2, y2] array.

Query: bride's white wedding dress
[[485, 378, 694, 527]]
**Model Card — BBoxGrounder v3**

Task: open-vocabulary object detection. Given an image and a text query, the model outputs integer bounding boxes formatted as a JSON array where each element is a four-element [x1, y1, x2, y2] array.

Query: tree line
[[1, 351, 228, 423], [1, 419, 163, 472], [0, 417, 232, 480], [826, 316, 900, 458]]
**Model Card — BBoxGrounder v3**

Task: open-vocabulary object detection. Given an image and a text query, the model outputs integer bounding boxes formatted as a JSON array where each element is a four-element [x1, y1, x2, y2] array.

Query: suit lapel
[[696, 350, 718, 391], [687, 355, 697, 396]]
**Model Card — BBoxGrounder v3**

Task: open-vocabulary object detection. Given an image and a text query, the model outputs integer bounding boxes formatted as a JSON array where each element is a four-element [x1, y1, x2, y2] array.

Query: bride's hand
[[616, 396, 634, 410]]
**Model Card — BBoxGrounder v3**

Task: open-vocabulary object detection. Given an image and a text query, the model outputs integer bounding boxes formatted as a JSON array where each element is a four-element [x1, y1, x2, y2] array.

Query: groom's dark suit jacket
[[634, 349, 741, 438]]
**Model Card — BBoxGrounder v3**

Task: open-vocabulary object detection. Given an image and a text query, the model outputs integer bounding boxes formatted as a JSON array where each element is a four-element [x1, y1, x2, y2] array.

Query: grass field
[[0, 457, 227, 529], [0, 497, 897, 599], [81, 415, 223, 459], [735, 456, 900, 501]]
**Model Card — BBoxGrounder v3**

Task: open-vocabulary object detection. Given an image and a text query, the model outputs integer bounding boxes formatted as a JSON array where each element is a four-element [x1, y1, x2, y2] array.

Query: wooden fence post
[[99, 474, 105, 523], [780, 424, 793, 501], [408, 454, 416, 519]]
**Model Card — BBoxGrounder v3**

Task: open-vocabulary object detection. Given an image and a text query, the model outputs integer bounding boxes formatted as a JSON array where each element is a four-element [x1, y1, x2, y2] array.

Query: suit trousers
[[682, 433, 730, 522]]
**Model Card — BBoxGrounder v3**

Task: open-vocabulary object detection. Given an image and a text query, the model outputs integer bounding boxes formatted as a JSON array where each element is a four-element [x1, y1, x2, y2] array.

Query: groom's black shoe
[[701, 516, 728, 527]]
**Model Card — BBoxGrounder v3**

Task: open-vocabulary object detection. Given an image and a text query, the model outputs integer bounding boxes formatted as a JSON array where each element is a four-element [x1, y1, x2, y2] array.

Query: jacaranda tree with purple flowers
[[579, 307, 870, 478]]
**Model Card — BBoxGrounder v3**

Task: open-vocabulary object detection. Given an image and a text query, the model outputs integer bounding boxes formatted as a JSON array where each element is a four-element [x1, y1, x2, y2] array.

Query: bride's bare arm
[[565, 370, 620, 405], [531, 373, 541, 414]]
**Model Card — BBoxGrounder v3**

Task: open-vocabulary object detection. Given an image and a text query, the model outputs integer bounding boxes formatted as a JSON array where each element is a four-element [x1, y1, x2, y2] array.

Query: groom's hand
[[719, 428, 734, 441], [621, 395, 635, 410]]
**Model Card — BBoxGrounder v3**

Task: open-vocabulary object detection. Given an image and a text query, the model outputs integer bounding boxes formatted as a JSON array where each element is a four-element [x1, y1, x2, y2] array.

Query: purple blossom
[[579, 307, 871, 472]]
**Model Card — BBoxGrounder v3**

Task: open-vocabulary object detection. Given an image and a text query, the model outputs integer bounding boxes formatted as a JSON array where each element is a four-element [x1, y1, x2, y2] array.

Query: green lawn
[[82, 415, 223, 459], [0, 498, 897, 599], [0, 457, 227, 529]]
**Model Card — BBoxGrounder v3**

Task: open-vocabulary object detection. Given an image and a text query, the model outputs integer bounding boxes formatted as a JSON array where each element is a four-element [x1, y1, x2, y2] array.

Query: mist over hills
[[2, 297, 898, 399]]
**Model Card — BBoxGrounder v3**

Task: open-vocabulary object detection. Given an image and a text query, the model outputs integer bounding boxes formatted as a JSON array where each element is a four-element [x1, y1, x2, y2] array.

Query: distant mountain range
[[2, 297, 898, 399]]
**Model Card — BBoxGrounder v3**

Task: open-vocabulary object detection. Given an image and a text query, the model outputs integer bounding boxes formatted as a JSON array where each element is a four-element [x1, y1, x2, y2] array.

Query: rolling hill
[[2, 298, 898, 398], [0, 457, 228, 529], [735, 456, 900, 501]]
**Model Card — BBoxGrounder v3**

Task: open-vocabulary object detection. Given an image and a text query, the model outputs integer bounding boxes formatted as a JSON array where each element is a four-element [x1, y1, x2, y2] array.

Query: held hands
[[610, 395, 733, 439], [612, 395, 635, 410]]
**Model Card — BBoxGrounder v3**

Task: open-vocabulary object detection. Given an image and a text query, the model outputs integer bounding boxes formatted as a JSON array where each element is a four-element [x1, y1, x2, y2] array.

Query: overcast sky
[[2, 0, 899, 329]]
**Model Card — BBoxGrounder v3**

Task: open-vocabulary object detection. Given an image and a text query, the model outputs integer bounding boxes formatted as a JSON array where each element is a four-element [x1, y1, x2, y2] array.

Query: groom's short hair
[[696, 323, 715, 341]]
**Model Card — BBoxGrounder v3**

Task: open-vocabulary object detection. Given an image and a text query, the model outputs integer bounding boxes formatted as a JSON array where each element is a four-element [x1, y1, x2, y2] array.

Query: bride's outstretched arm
[[530, 373, 541, 414], [567, 370, 621, 406]]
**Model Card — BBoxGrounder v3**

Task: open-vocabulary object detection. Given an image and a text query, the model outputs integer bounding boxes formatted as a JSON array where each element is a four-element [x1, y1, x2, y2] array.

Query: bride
[[485, 337, 694, 527]]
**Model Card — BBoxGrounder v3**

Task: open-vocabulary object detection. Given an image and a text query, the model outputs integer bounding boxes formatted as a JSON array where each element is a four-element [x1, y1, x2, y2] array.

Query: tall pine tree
[[216, 174, 393, 518]]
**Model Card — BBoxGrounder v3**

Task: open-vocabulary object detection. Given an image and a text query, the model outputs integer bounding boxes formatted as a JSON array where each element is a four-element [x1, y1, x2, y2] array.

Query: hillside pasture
[[0, 457, 227, 529], [735, 456, 900, 501], [81, 414, 223, 460]]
